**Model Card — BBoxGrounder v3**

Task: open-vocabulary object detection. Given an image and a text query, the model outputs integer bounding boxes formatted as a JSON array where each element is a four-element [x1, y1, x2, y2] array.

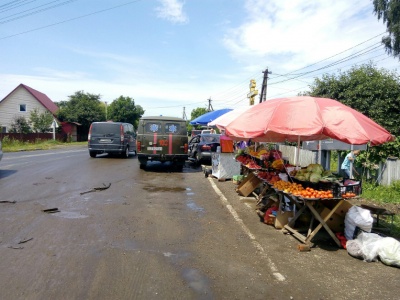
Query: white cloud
[[223, 0, 386, 71], [156, 0, 188, 24]]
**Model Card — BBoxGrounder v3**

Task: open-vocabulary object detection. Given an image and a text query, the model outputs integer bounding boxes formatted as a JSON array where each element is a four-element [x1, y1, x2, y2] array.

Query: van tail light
[[137, 141, 141, 152], [201, 145, 211, 151], [120, 125, 124, 142], [88, 124, 92, 142], [184, 143, 188, 154]]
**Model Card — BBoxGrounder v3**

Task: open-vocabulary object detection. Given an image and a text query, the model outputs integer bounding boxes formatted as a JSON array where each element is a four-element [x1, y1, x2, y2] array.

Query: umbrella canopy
[[224, 96, 394, 146], [190, 108, 232, 126], [208, 106, 252, 130]]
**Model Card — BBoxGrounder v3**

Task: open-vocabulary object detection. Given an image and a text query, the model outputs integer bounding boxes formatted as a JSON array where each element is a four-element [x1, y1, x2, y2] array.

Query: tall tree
[[107, 96, 144, 129], [373, 0, 400, 59], [187, 107, 208, 132], [303, 63, 400, 172], [29, 108, 54, 133], [304, 62, 400, 135], [56, 91, 105, 133]]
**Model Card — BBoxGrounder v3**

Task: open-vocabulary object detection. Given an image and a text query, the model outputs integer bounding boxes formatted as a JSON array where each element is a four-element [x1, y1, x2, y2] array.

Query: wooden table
[[282, 193, 345, 249]]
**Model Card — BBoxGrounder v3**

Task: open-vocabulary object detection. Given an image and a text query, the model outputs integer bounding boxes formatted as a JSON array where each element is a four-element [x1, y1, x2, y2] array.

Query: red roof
[[1, 83, 59, 114]]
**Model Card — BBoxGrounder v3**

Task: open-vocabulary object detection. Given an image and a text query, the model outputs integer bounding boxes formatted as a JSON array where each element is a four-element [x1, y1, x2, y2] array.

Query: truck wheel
[[89, 151, 97, 158]]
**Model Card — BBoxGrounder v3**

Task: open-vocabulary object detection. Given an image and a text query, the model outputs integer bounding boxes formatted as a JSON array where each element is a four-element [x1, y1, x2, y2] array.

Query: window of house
[[19, 104, 26, 112], [1, 126, 6, 133]]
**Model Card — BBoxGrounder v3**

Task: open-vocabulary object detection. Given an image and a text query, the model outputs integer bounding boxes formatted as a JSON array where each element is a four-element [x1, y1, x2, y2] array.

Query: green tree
[[56, 91, 105, 133], [29, 108, 54, 133], [9, 115, 31, 134], [303, 63, 400, 176], [187, 107, 208, 132], [304, 63, 400, 134], [373, 0, 400, 59], [107, 96, 144, 129]]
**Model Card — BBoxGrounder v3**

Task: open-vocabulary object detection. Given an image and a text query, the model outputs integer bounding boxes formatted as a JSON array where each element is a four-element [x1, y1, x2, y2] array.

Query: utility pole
[[259, 68, 272, 103], [182, 107, 187, 120], [207, 98, 214, 111]]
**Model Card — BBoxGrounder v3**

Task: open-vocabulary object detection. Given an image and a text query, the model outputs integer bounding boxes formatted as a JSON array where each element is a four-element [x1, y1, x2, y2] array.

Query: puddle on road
[[186, 200, 204, 212], [54, 211, 88, 219], [185, 188, 204, 213], [182, 268, 213, 298], [143, 186, 186, 193]]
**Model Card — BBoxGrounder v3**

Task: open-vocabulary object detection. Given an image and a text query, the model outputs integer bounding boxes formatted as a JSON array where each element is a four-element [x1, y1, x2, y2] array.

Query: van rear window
[[91, 123, 120, 134], [144, 122, 182, 134], [164, 123, 181, 134], [145, 122, 162, 133]]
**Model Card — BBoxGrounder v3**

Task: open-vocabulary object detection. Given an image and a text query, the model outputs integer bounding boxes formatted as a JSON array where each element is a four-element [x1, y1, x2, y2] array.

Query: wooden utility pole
[[207, 98, 214, 111], [182, 107, 187, 120], [259, 68, 272, 103]]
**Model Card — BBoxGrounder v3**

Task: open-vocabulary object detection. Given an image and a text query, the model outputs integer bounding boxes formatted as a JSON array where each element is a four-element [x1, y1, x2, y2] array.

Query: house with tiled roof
[[0, 84, 59, 133]]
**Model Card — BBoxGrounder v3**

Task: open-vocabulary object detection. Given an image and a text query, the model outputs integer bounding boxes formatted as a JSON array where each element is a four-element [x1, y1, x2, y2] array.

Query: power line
[[0, 0, 143, 40], [0, 0, 79, 24]]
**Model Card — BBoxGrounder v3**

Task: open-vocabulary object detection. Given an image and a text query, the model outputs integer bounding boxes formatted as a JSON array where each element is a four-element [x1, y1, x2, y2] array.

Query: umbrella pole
[[295, 136, 300, 168], [350, 144, 354, 178]]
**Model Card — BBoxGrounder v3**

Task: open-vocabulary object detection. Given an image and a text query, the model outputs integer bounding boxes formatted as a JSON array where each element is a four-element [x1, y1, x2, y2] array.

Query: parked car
[[136, 116, 188, 170], [188, 134, 220, 164], [88, 122, 137, 158], [0, 139, 3, 162], [190, 129, 202, 137]]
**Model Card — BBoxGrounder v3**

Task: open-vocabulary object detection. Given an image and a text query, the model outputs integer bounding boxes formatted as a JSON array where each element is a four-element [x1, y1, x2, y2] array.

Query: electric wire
[[0, 0, 143, 40], [0, 0, 77, 24]]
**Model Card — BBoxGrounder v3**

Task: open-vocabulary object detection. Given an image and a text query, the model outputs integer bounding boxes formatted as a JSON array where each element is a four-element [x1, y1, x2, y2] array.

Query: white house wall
[[0, 87, 48, 132]]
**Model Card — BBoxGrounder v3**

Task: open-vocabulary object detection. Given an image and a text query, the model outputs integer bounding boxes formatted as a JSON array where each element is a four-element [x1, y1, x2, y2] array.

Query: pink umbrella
[[207, 106, 251, 130], [224, 96, 394, 146]]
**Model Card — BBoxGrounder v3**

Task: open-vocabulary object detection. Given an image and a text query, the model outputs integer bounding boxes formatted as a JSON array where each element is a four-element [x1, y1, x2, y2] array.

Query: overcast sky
[[0, 0, 397, 119]]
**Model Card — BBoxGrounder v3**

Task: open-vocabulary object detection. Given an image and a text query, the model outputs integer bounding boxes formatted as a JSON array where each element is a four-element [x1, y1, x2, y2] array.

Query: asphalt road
[[0, 146, 398, 300]]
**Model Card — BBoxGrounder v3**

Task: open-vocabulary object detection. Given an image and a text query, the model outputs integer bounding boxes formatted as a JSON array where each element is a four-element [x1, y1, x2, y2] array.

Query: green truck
[[136, 116, 188, 170]]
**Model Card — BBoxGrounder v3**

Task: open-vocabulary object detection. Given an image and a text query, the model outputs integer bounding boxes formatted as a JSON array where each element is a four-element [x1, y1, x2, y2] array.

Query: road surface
[[0, 146, 398, 299]]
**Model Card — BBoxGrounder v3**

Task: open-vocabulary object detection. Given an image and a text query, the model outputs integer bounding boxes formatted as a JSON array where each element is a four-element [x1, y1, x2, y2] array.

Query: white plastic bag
[[346, 239, 363, 259], [377, 237, 400, 267], [357, 232, 382, 262], [344, 206, 373, 240]]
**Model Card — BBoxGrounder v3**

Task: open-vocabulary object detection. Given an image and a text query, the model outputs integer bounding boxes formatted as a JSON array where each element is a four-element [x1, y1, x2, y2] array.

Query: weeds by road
[[2, 137, 86, 152]]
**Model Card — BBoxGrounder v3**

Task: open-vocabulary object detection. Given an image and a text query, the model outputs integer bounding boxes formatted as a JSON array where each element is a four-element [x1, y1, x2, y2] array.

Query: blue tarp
[[189, 108, 232, 125]]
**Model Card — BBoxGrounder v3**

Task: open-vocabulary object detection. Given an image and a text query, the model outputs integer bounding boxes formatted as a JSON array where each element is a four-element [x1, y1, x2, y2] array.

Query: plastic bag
[[357, 232, 382, 262], [346, 239, 363, 259], [344, 206, 373, 240], [377, 237, 400, 268]]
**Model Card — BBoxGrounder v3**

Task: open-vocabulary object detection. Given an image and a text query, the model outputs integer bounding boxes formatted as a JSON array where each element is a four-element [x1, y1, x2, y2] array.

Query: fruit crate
[[320, 179, 362, 198], [341, 179, 362, 196]]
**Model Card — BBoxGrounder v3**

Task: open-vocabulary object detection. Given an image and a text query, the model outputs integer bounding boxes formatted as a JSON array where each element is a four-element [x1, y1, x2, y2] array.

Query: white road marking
[[208, 177, 286, 282]]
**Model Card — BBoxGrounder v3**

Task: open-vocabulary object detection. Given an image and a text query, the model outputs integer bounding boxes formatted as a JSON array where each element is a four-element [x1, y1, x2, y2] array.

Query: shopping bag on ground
[[344, 206, 373, 241]]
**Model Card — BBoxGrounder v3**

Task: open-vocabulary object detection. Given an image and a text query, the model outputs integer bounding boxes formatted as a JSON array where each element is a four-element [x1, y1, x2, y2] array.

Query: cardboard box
[[319, 207, 345, 233], [274, 211, 294, 229], [237, 172, 262, 197]]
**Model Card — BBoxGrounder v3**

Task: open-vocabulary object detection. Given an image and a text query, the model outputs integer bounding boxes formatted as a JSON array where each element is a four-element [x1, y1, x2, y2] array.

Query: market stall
[[223, 96, 394, 249], [234, 147, 359, 247]]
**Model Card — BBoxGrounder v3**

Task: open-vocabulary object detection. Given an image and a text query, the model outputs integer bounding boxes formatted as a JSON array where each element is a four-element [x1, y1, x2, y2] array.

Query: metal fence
[[279, 144, 400, 186]]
